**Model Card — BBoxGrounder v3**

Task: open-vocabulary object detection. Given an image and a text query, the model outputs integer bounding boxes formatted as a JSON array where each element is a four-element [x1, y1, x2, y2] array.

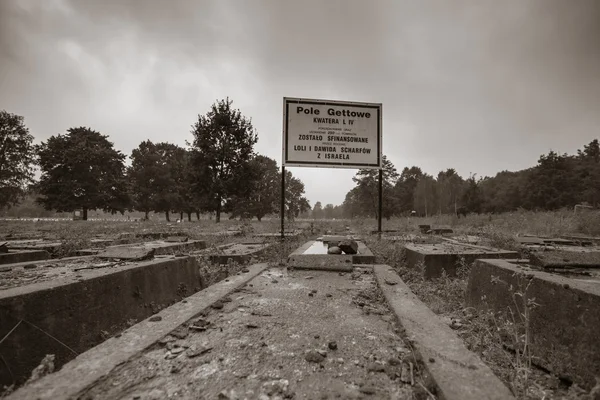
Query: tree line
[[0, 99, 310, 222], [310, 139, 600, 219]]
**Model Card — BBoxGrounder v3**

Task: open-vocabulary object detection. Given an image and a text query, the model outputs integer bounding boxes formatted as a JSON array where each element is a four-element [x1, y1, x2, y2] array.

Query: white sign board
[[283, 97, 382, 169]]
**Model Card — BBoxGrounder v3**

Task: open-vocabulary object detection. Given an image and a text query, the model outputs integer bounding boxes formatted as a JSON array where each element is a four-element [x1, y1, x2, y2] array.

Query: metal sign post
[[281, 97, 383, 238]]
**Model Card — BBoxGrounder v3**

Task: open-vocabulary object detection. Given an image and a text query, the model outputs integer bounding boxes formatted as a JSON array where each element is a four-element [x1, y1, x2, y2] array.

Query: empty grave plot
[[288, 239, 376, 271], [466, 257, 600, 390], [194, 242, 273, 265], [3, 239, 63, 255], [7, 264, 514, 400], [101, 239, 207, 256], [0, 242, 50, 265], [0, 252, 231, 388], [404, 242, 518, 279]]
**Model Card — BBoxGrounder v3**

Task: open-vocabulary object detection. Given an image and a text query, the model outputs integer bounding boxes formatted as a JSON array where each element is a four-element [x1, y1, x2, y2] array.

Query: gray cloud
[[1, 0, 599, 205]]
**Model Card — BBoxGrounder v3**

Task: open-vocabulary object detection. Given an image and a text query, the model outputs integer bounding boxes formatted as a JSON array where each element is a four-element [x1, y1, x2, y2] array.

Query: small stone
[[170, 346, 185, 354], [212, 301, 224, 310], [388, 357, 401, 366], [428, 357, 435, 363], [316, 349, 327, 357], [271, 279, 279, 284], [311, 289, 317, 294], [328, 341, 337, 350], [314, 335, 320, 339], [338, 272, 346, 276], [327, 246, 342, 255], [367, 362, 385, 373], [149, 316, 162, 322], [326, 293, 332, 298], [308, 293, 314, 297], [336, 358, 344, 364], [186, 345, 213, 358], [400, 363, 411, 383], [170, 360, 185, 374], [305, 276, 314, 280], [384, 278, 398, 285], [222, 296, 233, 303], [359, 386, 376, 395], [170, 326, 189, 339], [563, 283, 570, 289], [305, 350, 325, 363], [23, 264, 37, 269], [246, 323, 259, 329], [242, 268, 250, 273]]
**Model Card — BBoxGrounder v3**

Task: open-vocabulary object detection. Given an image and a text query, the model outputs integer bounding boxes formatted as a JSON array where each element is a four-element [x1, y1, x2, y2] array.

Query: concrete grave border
[[0, 250, 50, 265], [404, 242, 519, 279], [466, 258, 600, 390], [6, 263, 269, 400], [374, 265, 514, 400], [1, 255, 209, 387]]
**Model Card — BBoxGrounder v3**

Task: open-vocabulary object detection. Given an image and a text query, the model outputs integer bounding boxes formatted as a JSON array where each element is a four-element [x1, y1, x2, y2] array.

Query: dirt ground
[[79, 267, 432, 400]]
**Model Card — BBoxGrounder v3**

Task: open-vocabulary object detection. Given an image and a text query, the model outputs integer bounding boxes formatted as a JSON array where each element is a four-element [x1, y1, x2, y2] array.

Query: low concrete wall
[[375, 265, 514, 400], [404, 243, 519, 279], [6, 263, 269, 400], [0, 256, 209, 387], [0, 250, 50, 265], [466, 259, 600, 390]]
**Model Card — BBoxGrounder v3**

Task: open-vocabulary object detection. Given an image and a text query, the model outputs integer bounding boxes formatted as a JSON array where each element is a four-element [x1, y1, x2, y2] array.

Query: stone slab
[[530, 250, 600, 269], [5, 263, 269, 400], [290, 240, 375, 265], [0, 256, 219, 387], [96, 246, 156, 261], [106, 240, 207, 256], [562, 235, 600, 245], [404, 242, 519, 280], [206, 243, 272, 265], [287, 254, 354, 272], [466, 259, 600, 390], [165, 236, 189, 243], [0, 250, 50, 265], [375, 265, 514, 400]]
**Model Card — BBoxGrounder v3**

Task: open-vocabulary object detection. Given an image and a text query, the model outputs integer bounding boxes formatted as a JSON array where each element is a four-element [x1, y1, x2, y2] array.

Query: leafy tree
[[324, 204, 335, 219], [312, 201, 323, 219], [0, 110, 36, 209], [128, 141, 190, 221], [227, 155, 279, 221], [436, 168, 465, 215], [413, 173, 436, 217], [280, 170, 310, 221], [351, 155, 399, 219], [36, 127, 129, 220], [190, 98, 258, 223], [394, 166, 423, 213], [461, 174, 483, 213]]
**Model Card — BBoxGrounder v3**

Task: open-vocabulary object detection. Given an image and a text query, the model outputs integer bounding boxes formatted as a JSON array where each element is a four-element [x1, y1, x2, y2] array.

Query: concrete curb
[[6, 262, 269, 400], [374, 265, 514, 400], [0, 250, 50, 265], [466, 259, 600, 389]]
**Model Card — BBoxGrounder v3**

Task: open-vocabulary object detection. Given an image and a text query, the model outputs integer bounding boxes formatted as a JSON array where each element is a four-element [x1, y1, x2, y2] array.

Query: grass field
[[2, 210, 600, 399]]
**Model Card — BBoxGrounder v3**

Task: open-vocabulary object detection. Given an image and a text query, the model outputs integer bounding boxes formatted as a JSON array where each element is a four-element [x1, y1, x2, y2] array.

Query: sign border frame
[[282, 97, 382, 169]]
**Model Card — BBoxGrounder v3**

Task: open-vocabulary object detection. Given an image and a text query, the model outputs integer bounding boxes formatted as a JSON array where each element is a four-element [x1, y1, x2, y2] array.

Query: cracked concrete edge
[[373, 265, 515, 400], [6, 262, 270, 400]]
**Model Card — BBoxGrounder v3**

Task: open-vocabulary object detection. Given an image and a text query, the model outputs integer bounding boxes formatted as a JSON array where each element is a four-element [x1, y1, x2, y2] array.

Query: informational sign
[[283, 97, 382, 169]]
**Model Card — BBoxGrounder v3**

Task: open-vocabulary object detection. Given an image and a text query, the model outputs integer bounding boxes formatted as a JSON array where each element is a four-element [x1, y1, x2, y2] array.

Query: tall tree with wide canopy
[[36, 127, 129, 220], [0, 110, 36, 209], [190, 98, 258, 222], [227, 155, 280, 221], [351, 155, 399, 219]]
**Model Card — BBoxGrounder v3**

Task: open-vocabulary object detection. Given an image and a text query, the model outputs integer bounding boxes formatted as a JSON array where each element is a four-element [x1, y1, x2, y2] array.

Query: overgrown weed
[[367, 236, 597, 400]]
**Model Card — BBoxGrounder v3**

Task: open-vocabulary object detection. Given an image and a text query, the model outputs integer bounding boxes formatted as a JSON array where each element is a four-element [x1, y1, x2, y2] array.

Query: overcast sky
[[1, 0, 599, 206]]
